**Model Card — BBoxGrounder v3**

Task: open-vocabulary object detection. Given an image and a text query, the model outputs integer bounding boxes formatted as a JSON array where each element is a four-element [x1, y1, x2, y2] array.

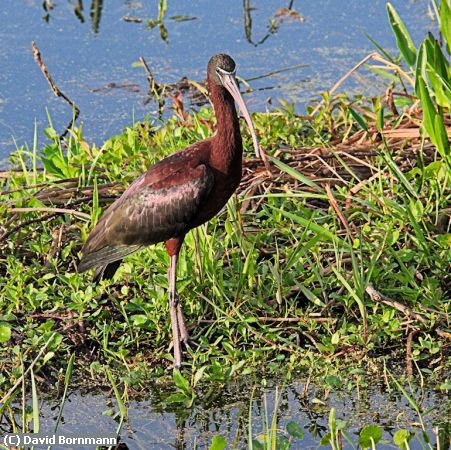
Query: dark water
[[19, 379, 447, 449], [0, 0, 433, 163]]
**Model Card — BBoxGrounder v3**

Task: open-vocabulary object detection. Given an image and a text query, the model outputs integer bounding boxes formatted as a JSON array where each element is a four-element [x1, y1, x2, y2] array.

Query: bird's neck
[[210, 84, 243, 172]]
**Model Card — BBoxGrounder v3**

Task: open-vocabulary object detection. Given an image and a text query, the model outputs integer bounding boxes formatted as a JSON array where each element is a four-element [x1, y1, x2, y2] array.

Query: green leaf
[[287, 421, 304, 439], [173, 369, 191, 394], [416, 69, 450, 160], [335, 419, 347, 431], [165, 393, 188, 404], [386, 3, 416, 67], [381, 150, 418, 198], [320, 432, 332, 445], [193, 366, 207, 387], [349, 107, 368, 132], [65, 353, 75, 385], [331, 332, 340, 345], [157, 0, 167, 22], [268, 206, 349, 249], [393, 429, 412, 449], [252, 440, 265, 450], [31, 369, 39, 433], [43, 351, 55, 365], [422, 35, 451, 109], [377, 106, 384, 131], [131, 314, 149, 327], [170, 15, 197, 22], [439, 0, 451, 54], [366, 33, 396, 63], [359, 425, 382, 448], [331, 267, 366, 325], [325, 375, 342, 389], [434, 112, 451, 160], [0, 324, 11, 343], [105, 367, 127, 418], [275, 436, 290, 450], [209, 436, 227, 450], [43, 127, 58, 140], [268, 155, 323, 192]]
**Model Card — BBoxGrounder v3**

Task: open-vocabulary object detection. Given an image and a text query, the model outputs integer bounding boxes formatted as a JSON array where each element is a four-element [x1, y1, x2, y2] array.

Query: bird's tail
[[93, 260, 122, 282], [78, 244, 142, 278]]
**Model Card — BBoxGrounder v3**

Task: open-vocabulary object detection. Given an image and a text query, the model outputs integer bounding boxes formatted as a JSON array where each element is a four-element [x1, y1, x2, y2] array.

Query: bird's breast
[[187, 165, 241, 229]]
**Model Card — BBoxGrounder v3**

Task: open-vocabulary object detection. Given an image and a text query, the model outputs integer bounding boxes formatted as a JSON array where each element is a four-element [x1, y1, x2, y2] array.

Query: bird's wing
[[78, 158, 213, 272]]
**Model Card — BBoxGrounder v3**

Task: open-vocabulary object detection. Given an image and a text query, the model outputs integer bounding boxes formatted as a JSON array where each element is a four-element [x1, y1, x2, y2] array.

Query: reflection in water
[[0, 377, 448, 449], [1, 0, 434, 160], [42, 0, 103, 32], [243, 0, 279, 47], [243, 0, 304, 47], [42, 0, 55, 22], [74, 0, 85, 24], [90, 0, 103, 33]]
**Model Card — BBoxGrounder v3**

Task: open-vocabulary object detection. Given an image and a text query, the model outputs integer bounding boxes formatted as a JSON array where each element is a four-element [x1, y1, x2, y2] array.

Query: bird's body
[[78, 54, 260, 367]]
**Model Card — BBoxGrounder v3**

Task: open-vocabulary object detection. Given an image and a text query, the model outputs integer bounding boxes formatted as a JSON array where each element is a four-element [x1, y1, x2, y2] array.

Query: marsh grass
[[1, 91, 449, 398]]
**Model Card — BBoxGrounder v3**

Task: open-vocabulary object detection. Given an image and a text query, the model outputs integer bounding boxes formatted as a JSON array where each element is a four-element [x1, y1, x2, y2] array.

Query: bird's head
[[208, 54, 237, 86], [207, 53, 260, 158]]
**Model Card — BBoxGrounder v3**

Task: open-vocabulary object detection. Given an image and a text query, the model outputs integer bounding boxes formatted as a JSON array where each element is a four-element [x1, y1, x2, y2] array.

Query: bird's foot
[[169, 296, 182, 368]]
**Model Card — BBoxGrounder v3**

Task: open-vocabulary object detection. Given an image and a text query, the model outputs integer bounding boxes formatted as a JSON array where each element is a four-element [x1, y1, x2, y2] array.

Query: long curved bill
[[219, 70, 261, 158]]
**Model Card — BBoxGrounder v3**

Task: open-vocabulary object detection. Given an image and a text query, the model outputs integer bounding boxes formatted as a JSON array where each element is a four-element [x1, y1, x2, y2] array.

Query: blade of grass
[[268, 155, 323, 192], [267, 205, 349, 249], [50, 353, 75, 448], [31, 368, 39, 434], [0, 332, 57, 410], [387, 3, 417, 67], [331, 266, 367, 335], [105, 367, 127, 450]]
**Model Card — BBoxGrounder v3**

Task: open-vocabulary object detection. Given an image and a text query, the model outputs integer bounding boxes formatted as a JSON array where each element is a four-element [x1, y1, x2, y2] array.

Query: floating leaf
[[275, 436, 290, 450], [359, 425, 382, 448], [287, 421, 304, 439], [209, 435, 226, 450], [393, 429, 413, 449]]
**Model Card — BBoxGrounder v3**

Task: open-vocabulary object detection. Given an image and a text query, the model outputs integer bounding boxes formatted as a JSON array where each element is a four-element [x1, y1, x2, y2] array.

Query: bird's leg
[[169, 254, 189, 344], [177, 303, 189, 344], [169, 254, 182, 368]]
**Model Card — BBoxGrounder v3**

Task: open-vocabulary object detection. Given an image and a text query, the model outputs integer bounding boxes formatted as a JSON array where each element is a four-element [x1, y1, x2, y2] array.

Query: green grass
[[1, 94, 449, 390]]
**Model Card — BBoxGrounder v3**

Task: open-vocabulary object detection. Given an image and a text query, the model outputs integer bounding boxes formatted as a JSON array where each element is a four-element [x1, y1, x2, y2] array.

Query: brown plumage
[[78, 54, 261, 367]]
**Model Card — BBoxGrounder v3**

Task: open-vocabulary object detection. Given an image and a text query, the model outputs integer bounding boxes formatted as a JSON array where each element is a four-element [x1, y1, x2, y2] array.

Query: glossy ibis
[[78, 54, 261, 367]]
